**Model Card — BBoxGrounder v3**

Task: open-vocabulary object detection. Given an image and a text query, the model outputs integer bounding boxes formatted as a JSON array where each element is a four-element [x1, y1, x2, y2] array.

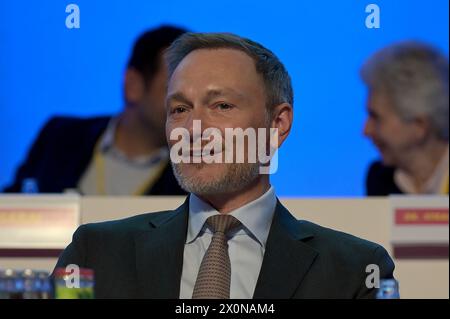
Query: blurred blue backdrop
[[0, 0, 448, 196]]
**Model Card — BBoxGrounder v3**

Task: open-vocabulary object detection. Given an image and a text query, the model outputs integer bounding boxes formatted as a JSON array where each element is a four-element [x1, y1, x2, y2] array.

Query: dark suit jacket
[[54, 197, 395, 299], [3, 116, 186, 195], [366, 161, 403, 196]]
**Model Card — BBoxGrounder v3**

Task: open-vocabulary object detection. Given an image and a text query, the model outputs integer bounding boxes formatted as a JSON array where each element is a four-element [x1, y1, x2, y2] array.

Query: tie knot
[[206, 214, 241, 234]]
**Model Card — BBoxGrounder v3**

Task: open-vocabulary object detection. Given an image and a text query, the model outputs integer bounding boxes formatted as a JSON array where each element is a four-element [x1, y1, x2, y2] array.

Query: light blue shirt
[[179, 186, 277, 299]]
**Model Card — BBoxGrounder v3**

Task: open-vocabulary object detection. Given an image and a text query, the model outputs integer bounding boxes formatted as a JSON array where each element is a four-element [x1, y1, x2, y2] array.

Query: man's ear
[[271, 103, 293, 148], [124, 68, 145, 106], [412, 115, 431, 144]]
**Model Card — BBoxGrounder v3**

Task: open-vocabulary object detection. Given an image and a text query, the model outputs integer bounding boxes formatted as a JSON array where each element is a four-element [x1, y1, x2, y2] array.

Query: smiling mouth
[[184, 148, 224, 158], [372, 139, 384, 150]]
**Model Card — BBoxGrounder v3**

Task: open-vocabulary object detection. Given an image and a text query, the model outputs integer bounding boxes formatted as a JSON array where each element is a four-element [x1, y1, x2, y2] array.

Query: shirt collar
[[98, 117, 117, 152], [395, 145, 449, 194], [187, 186, 277, 248], [98, 117, 168, 167]]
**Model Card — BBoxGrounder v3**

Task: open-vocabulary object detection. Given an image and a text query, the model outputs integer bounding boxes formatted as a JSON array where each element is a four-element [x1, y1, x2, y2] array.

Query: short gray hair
[[165, 32, 293, 110], [361, 41, 449, 141]]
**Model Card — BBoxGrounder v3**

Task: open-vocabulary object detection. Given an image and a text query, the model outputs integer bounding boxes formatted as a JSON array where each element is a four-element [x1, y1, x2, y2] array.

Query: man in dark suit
[[362, 42, 449, 196], [55, 32, 395, 298], [3, 25, 187, 196]]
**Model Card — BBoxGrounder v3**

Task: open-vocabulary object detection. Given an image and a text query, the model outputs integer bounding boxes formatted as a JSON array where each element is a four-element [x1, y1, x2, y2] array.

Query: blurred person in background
[[362, 41, 449, 195], [3, 25, 188, 195]]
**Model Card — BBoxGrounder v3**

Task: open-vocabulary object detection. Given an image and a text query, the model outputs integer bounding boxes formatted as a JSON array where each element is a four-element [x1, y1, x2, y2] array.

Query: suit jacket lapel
[[134, 198, 189, 298], [253, 200, 318, 298]]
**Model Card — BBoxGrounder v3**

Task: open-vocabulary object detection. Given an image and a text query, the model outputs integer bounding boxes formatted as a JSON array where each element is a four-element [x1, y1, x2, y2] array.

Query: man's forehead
[[166, 48, 264, 102], [172, 48, 256, 76]]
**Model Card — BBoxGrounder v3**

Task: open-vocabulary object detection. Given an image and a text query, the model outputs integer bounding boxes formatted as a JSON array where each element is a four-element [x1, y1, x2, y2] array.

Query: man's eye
[[172, 106, 187, 114], [368, 111, 378, 120], [216, 103, 233, 111]]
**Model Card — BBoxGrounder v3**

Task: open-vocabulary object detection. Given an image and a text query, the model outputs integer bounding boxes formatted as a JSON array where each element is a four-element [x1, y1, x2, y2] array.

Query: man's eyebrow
[[166, 92, 193, 106], [202, 88, 246, 105]]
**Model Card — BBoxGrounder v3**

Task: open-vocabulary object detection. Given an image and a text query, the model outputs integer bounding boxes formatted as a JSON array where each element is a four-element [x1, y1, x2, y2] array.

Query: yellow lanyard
[[440, 173, 449, 195], [94, 146, 168, 196]]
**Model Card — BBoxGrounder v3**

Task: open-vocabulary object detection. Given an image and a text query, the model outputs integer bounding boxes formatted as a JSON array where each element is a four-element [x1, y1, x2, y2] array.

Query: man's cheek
[[165, 125, 174, 141]]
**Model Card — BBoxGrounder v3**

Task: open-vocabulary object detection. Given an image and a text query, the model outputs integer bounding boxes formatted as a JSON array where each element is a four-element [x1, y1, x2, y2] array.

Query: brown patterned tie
[[192, 214, 241, 299]]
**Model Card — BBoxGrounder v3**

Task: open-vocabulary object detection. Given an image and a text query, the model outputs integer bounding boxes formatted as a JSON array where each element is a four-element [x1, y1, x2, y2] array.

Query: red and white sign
[[390, 195, 449, 259]]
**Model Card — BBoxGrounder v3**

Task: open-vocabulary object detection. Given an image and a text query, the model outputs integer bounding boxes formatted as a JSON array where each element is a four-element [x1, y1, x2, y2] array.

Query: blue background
[[0, 0, 448, 196]]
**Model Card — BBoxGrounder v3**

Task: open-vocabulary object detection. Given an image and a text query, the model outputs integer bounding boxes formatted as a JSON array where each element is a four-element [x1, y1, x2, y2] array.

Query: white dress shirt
[[179, 186, 277, 299]]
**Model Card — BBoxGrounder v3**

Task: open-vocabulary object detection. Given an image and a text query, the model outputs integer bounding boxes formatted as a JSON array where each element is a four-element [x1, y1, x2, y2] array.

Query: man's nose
[[363, 119, 374, 138], [186, 110, 210, 142]]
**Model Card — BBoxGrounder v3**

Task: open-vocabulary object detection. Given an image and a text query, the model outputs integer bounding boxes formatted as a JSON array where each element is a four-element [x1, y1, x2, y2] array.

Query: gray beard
[[171, 162, 260, 195]]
